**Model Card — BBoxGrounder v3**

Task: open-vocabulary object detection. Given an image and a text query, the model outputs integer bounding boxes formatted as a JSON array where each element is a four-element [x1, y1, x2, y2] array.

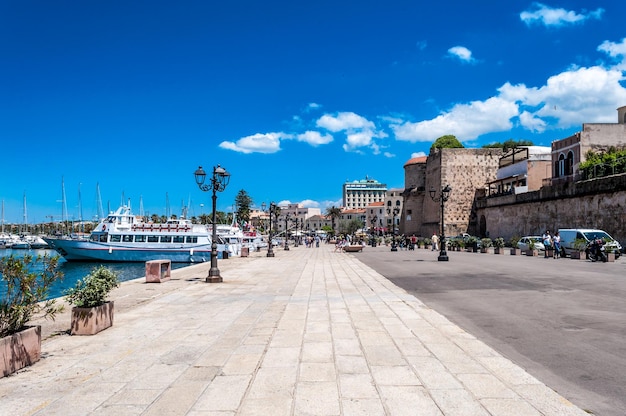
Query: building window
[[566, 151, 574, 175]]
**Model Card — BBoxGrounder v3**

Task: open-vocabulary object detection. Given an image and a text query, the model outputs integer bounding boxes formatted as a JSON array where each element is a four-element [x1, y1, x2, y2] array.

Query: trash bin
[[241, 247, 249, 257]]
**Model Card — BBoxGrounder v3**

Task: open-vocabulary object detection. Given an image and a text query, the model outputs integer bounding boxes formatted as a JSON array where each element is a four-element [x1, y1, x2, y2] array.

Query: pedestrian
[[431, 233, 439, 251], [542, 230, 552, 258], [553, 231, 561, 259]]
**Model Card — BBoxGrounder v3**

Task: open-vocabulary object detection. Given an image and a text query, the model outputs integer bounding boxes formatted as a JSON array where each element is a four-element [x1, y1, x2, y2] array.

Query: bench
[[145, 259, 172, 283], [343, 245, 364, 253]]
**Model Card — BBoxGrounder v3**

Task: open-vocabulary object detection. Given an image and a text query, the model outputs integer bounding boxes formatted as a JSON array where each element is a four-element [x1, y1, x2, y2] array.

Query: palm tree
[[325, 206, 342, 236]]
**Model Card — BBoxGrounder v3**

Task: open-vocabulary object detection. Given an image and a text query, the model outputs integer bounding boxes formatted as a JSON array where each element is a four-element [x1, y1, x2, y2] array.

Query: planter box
[[525, 249, 538, 257], [480, 247, 493, 254], [494, 247, 505, 254], [510, 248, 522, 255], [570, 251, 587, 260], [1, 325, 41, 378], [544, 249, 554, 258], [607, 252, 616, 262], [71, 301, 114, 336]]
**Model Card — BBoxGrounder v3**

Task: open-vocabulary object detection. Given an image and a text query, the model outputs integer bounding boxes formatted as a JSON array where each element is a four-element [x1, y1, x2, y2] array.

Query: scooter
[[587, 238, 608, 262]]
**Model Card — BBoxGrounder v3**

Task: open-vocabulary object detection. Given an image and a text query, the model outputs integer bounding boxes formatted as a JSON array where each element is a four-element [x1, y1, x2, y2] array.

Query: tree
[[431, 135, 464, 151], [234, 190, 253, 226], [483, 139, 534, 152], [325, 206, 342, 236]]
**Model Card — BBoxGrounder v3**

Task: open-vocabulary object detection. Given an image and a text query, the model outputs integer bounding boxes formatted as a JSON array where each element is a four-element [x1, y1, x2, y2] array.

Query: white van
[[558, 229, 622, 258]]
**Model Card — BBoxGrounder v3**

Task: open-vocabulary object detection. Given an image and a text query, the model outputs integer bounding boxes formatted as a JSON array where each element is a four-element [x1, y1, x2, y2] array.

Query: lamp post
[[283, 213, 290, 250], [429, 184, 452, 262], [293, 216, 299, 247], [194, 165, 230, 282], [388, 208, 400, 251], [370, 215, 378, 247], [263, 202, 275, 257]]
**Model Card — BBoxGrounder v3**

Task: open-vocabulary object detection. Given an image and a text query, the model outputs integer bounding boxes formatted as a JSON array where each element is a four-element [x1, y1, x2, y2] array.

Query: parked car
[[517, 236, 545, 252], [558, 228, 622, 258]]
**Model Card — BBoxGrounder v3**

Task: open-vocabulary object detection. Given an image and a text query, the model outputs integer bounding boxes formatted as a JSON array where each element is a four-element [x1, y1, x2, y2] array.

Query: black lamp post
[[293, 216, 299, 247], [283, 213, 290, 250], [370, 215, 378, 247], [388, 207, 400, 251], [264, 202, 275, 257], [429, 184, 452, 262], [194, 165, 230, 282]]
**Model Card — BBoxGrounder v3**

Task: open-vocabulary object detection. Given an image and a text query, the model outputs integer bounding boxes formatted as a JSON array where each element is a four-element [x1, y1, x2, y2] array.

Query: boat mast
[[96, 183, 104, 221], [78, 183, 84, 233], [23, 192, 27, 233]]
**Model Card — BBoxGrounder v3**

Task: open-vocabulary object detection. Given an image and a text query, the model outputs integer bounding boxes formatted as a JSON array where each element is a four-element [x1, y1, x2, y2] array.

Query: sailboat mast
[[96, 183, 104, 220]]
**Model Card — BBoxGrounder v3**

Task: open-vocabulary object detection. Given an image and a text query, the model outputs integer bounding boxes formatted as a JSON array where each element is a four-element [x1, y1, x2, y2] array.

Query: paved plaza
[[0, 245, 589, 415]]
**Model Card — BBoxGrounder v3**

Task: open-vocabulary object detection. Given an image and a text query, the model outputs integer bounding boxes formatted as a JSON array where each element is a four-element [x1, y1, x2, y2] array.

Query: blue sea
[[0, 248, 190, 301]]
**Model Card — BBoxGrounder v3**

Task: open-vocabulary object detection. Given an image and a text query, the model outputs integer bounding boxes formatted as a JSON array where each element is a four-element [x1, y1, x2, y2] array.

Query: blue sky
[[2, 1, 626, 224]]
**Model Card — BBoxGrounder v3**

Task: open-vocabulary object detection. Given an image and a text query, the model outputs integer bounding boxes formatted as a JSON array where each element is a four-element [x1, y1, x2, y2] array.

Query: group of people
[[542, 230, 562, 258]]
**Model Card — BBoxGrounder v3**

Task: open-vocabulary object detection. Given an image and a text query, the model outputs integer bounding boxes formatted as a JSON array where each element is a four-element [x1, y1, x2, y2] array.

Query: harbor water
[[1, 248, 190, 301]]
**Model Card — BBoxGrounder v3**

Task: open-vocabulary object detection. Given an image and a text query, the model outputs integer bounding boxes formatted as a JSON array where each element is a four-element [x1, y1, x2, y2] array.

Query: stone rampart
[[476, 173, 626, 247]]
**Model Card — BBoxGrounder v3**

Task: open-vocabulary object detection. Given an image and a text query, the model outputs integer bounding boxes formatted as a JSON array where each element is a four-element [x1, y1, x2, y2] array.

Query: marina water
[[1, 248, 189, 301]]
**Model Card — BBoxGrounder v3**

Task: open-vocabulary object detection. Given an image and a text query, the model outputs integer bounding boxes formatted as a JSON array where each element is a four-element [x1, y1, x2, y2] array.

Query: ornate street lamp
[[293, 216, 299, 247], [284, 213, 290, 250], [370, 215, 378, 247], [194, 165, 230, 282], [429, 184, 452, 262], [387, 207, 400, 251], [263, 202, 275, 257]]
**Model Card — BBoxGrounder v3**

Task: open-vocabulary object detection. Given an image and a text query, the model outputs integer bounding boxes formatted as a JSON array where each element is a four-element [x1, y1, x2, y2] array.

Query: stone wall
[[476, 173, 626, 247]]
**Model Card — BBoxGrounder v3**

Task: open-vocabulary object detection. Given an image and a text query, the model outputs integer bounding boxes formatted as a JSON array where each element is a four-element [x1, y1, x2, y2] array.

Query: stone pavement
[[0, 245, 588, 415]]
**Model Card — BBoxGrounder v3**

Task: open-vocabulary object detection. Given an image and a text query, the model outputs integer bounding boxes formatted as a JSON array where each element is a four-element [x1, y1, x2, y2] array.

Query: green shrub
[[509, 235, 521, 247], [481, 238, 493, 248], [65, 266, 120, 308], [0, 255, 64, 338], [493, 237, 505, 248]]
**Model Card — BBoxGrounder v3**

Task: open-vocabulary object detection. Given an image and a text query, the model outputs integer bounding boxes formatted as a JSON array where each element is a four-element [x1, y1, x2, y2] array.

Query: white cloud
[[448, 46, 475, 63], [392, 97, 518, 143], [316, 112, 375, 132], [383, 152, 395, 158], [500, 65, 626, 127], [520, 3, 604, 27], [598, 38, 626, 70], [219, 132, 286, 154], [296, 130, 333, 146], [298, 199, 320, 208], [317, 111, 387, 154], [411, 152, 427, 158], [519, 111, 547, 132], [305, 102, 322, 112]]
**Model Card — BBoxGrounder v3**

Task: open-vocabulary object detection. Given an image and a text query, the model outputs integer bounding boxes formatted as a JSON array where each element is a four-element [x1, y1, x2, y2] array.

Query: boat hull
[[44, 238, 226, 263]]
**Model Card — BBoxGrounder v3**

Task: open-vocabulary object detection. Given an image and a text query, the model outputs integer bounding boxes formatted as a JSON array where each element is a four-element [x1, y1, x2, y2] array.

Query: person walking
[[431, 233, 439, 251], [542, 230, 552, 258], [553, 231, 561, 259]]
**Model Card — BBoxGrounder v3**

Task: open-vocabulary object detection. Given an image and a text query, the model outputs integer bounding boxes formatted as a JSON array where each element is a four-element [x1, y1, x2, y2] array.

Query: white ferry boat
[[44, 204, 229, 263]]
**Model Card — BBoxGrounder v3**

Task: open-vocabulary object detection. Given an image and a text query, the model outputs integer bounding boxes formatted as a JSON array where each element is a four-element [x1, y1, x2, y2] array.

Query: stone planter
[[544, 248, 554, 258], [570, 251, 587, 260], [525, 249, 538, 256], [71, 301, 114, 336], [1, 325, 41, 378], [510, 248, 522, 255], [494, 247, 505, 254], [480, 247, 493, 254], [607, 252, 616, 262]]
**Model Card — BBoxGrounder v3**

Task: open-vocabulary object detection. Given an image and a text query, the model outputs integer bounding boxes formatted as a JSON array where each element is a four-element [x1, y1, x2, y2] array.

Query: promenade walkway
[[1, 245, 587, 415]]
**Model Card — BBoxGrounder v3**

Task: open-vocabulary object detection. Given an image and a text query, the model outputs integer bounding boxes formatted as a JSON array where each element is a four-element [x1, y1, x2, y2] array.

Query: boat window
[[186, 236, 198, 243], [173, 236, 184, 243], [135, 235, 146, 243], [99, 234, 108, 242], [160, 236, 172, 243], [123, 235, 133, 243], [110, 235, 121, 242], [148, 235, 159, 243]]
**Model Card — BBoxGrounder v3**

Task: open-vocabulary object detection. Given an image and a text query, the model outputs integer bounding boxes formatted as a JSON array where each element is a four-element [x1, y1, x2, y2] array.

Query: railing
[[580, 156, 626, 180]]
